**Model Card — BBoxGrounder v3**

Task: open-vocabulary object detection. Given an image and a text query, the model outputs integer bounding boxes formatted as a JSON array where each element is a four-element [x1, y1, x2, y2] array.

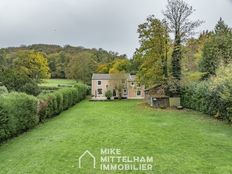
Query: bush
[[0, 69, 41, 96], [105, 90, 113, 99], [0, 86, 8, 95], [74, 83, 89, 99], [1, 69, 31, 91], [0, 93, 38, 142], [20, 81, 41, 96], [181, 64, 232, 122]]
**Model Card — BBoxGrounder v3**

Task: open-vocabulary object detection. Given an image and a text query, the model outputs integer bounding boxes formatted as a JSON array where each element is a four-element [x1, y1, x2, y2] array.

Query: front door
[[97, 88, 103, 97]]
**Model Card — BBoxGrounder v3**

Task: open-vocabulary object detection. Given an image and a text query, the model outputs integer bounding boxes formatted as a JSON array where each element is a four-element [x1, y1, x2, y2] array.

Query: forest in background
[[0, 44, 131, 84]]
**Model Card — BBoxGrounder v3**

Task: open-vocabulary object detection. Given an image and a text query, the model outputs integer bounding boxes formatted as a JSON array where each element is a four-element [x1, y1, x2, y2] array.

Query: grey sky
[[0, 0, 232, 58]]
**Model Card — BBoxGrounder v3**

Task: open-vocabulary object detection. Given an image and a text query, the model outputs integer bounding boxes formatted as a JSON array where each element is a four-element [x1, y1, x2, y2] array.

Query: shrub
[[38, 93, 57, 120], [0, 93, 38, 142], [53, 91, 63, 114], [181, 64, 232, 122], [105, 90, 113, 99], [19, 81, 41, 96], [1, 69, 31, 92], [0, 86, 8, 95], [0, 69, 41, 96], [74, 83, 89, 100]]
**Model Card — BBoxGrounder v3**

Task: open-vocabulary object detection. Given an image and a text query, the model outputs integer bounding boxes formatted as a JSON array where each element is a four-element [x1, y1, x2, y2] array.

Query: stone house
[[91, 73, 145, 99]]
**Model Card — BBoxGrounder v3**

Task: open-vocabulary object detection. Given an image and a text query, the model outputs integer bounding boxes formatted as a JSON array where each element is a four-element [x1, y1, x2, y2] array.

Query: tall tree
[[109, 72, 127, 99], [13, 51, 50, 80], [135, 16, 170, 87], [0, 49, 7, 72], [163, 0, 203, 80], [109, 59, 131, 73], [96, 63, 110, 73], [65, 51, 97, 84]]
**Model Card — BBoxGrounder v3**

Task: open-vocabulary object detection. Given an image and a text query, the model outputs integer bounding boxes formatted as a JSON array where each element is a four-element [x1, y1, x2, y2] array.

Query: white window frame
[[136, 90, 141, 96], [97, 80, 102, 86]]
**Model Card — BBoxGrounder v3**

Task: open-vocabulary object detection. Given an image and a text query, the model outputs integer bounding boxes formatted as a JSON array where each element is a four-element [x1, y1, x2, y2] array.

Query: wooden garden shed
[[145, 84, 169, 108]]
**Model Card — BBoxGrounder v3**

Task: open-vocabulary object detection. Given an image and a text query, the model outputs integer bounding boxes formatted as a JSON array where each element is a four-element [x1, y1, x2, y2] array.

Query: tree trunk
[[172, 36, 181, 80]]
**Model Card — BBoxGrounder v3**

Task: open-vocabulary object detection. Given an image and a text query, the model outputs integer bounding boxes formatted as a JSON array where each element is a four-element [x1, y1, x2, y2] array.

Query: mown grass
[[39, 79, 77, 87], [0, 100, 231, 174]]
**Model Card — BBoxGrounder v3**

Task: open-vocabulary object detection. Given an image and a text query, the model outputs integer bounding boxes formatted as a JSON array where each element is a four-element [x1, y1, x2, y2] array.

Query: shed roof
[[145, 84, 162, 91]]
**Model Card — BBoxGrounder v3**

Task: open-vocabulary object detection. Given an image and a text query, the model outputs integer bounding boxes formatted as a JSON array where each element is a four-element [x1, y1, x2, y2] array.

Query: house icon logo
[[78, 150, 96, 169]]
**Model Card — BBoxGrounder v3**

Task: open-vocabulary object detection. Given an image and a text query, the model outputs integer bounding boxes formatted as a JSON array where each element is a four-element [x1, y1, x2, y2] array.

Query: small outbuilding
[[145, 84, 169, 108]]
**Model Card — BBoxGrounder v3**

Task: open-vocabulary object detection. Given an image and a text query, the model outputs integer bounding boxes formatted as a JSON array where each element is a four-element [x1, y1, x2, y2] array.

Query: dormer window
[[98, 81, 101, 85]]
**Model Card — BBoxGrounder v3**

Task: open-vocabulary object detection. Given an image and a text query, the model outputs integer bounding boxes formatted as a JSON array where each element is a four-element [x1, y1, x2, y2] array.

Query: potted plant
[[105, 90, 113, 100]]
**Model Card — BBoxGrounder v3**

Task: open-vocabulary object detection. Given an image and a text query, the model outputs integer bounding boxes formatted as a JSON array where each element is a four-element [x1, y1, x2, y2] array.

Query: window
[[137, 90, 141, 96], [97, 89, 102, 95], [97, 81, 101, 85]]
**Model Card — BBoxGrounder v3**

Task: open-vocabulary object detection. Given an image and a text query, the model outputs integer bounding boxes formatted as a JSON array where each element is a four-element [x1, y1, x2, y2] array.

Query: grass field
[[39, 79, 77, 87], [0, 100, 232, 174]]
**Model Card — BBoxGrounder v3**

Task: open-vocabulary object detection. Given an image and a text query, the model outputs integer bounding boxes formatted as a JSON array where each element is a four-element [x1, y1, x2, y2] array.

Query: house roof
[[128, 75, 136, 81], [92, 73, 136, 80], [92, 74, 111, 80]]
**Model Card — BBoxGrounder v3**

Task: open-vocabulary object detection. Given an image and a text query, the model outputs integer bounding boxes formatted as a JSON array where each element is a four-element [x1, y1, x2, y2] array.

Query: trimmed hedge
[[181, 81, 232, 122], [39, 86, 59, 91], [0, 93, 38, 142], [0, 84, 88, 143], [38, 84, 88, 121]]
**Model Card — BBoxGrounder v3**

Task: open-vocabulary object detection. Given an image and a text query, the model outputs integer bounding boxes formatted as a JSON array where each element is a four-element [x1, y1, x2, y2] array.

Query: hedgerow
[[181, 64, 232, 122], [0, 84, 88, 143], [0, 93, 38, 142], [38, 84, 88, 121]]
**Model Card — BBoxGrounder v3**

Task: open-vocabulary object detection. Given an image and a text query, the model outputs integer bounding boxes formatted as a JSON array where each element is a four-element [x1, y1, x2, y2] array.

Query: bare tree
[[163, 0, 203, 82], [109, 72, 127, 99]]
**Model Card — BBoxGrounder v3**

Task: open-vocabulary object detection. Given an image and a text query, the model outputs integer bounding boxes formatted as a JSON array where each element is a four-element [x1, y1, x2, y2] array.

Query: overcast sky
[[0, 0, 232, 57]]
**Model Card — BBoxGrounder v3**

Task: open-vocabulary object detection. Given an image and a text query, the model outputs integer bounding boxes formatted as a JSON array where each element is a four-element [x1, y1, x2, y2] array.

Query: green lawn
[[0, 100, 232, 174], [39, 79, 77, 87]]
